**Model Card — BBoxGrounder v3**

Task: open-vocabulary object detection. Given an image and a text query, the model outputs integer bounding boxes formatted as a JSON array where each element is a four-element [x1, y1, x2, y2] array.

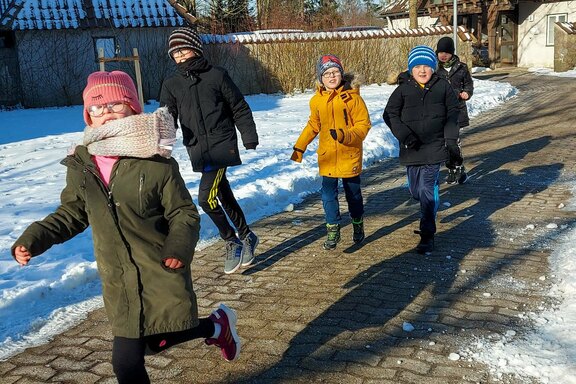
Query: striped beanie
[[407, 45, 438, 73], [82, 71, 142, 125], [316, 54, 344, 82], [168, 27, 203, 58]]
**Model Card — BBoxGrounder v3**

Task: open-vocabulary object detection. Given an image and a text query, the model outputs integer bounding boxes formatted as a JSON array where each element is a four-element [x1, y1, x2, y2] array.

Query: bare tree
[[166, 0, 198, 25]]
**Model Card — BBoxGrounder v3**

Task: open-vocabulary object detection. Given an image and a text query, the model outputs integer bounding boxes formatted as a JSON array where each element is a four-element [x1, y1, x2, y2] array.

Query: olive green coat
[[12, 146, 200, 338]]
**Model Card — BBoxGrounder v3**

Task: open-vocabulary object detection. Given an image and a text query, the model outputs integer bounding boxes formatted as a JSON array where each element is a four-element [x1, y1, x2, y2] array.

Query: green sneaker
[[323, 224, 341, 250]]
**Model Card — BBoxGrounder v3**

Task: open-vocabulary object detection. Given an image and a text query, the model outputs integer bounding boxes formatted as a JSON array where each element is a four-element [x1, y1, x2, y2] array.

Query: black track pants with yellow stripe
[[198, 168, 250, 241]]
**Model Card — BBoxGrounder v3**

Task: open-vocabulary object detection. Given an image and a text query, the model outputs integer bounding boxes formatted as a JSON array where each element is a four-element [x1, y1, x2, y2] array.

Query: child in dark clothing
[[160, 27, 260, 274], [436, 36, 474, 184], [12, 71, 241, 384], [383, 46, 460, 253]]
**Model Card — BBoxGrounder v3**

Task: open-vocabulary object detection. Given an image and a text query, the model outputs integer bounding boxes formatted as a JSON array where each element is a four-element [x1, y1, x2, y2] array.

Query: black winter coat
[[160, 57, 259, 172], [436, 55, 474, 127], [383, 73, 460, 166]]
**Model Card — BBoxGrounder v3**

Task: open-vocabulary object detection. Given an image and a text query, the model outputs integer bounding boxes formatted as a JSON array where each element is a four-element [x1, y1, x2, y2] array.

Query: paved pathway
[[1, 69, 575, 384]]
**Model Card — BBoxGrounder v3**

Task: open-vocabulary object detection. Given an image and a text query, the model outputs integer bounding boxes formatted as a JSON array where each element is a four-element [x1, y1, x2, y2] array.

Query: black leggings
[[112, 318, 214, 384]]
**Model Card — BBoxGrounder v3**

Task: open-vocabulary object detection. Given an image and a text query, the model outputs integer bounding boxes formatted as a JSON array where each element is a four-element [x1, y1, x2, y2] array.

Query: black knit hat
[[168, 27, 203, 58], [436, 36, 455, 55]]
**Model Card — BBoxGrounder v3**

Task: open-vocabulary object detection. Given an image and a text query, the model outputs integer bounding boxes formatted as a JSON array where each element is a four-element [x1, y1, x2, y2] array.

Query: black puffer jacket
[[436, 55, 474, 127], [160, 57, 259, 172], [383, 73, 460, 166]]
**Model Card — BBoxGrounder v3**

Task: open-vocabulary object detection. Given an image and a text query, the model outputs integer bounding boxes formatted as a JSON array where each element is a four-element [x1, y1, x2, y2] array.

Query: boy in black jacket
[[383, 45, 460, 253], [160, 27, 259, 274], [436, 36, 474, 184]]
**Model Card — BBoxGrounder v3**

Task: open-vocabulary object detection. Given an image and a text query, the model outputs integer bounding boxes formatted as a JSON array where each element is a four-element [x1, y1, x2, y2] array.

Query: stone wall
[[554, 22, 576, 72]]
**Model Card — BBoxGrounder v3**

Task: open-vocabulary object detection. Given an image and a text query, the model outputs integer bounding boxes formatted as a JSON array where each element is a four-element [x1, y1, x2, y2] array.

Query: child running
[[383, 46, 460, 253], [291, 54, 371, 250], [436, 36, 474, 184], [11, 71, 240, 384], [160, 27, 259, 274]]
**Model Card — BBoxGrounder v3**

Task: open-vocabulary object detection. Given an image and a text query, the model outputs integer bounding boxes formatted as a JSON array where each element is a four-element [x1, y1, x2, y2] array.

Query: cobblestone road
[[1, 69, 575, 384]]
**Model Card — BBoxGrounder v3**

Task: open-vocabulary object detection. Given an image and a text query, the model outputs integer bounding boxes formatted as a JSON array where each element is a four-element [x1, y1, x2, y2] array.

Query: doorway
[[497, 11, 518, 65]]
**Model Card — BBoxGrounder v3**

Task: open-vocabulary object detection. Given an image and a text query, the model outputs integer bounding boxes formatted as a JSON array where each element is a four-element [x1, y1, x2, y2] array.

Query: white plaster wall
[[518, 1, 576, 68], [388, 16, 439, 29]]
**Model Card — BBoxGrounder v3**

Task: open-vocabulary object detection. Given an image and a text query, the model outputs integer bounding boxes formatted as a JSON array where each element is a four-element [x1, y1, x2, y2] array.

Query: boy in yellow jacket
[[291, 54, 371, 249]]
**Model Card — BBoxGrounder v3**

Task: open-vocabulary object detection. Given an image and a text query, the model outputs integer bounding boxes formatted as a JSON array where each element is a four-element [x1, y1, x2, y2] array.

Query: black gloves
[[290, 147, 304, 162], [404, 133, 422, 150], [329, 129, 347, 143], [445, 139, 463, 167], [329, 129, 343, 142], [244, 142, 257, 150]]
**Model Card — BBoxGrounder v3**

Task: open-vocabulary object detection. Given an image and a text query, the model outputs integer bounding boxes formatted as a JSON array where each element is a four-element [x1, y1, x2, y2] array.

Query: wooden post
[[487, 3, 499, 67], [133, 48, 145, 111], [98, 48, 105, 71]]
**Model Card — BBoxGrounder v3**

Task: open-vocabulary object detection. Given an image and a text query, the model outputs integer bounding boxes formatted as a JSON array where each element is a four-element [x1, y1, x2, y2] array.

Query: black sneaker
[[446, 168, 457, 184], [352, 218, 365, 244], [415, 232, 434, 254], [323, 224, 341, 250]]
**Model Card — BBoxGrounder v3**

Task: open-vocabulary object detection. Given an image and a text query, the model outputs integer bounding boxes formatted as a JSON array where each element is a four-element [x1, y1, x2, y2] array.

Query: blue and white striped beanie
[[407, 45, 438, 73]]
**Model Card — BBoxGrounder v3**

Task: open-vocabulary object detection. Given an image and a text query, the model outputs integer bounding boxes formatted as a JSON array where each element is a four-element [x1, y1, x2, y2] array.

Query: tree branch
[[166, 0, 197, 26]]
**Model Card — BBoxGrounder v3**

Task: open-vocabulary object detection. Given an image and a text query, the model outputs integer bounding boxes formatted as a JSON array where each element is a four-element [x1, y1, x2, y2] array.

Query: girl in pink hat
[[11, 70, 241, 383]]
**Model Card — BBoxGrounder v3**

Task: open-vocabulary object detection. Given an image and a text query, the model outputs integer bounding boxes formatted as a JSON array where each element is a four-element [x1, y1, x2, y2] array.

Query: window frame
[[93, 37, 117, 60], [546, 13, 567, 47]]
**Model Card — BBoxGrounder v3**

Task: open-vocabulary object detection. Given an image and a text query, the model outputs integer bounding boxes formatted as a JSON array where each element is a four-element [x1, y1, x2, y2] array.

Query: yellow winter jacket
[[293, 76, 371, 178]]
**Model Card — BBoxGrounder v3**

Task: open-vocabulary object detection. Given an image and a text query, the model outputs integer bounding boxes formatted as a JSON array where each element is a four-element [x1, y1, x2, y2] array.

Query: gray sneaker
[[241, 231, 259, 267], [224, 239, 243, 274]]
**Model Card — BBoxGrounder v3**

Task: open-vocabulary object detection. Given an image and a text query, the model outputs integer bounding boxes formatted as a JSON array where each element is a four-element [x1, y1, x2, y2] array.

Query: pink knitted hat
[[82, 71, 142, 125]]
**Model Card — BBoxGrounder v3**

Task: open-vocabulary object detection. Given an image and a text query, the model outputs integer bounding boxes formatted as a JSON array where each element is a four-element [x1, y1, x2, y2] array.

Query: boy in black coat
[[383, 45, 460, 253], [436, 36, 474, 184], [160, 27, 259, 274]]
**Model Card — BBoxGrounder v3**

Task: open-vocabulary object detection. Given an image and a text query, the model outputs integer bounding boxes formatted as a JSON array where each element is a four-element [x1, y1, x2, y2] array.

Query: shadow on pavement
[[233, 134, 562, 383]]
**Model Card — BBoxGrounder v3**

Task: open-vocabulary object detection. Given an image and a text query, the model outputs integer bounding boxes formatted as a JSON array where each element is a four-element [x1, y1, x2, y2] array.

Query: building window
[[94, 37, 116, 59], [546, 13, 567, 46], [0, 31, 15, 48]]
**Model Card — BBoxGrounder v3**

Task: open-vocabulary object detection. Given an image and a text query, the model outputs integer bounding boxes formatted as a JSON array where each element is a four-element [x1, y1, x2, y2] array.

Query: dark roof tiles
[[0, 0, 185, 30]]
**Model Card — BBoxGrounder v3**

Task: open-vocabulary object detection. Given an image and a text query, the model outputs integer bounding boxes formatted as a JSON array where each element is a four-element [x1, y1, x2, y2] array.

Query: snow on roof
[[557, 21, 576, 34], [379, 0, 428, 16], [0, 0, 185, 30], [199, 26, 473, 45]]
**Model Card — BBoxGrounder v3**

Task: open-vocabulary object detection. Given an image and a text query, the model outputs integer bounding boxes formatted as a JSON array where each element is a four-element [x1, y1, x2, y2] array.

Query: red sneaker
[[205, 304, 241, 361]]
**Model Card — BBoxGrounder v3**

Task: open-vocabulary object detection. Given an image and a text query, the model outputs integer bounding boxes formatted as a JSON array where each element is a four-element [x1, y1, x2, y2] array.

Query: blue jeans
[[321, 176, 364, 225], [406, 164, 441, 235]]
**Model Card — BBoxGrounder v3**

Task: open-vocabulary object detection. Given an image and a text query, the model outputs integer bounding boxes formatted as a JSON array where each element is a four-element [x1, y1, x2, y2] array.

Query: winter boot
[[447, 165, 468, 185], [352, 217, 365, 244], [456, 165, 468, 184], [446, 168, 457, 184], [323, 224, 341, 250], [415, 230, 434, 254]]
